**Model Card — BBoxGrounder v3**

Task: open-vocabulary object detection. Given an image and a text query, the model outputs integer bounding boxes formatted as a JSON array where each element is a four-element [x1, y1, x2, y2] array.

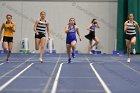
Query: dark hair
[[69, 18, 76, 25], [91, 18, 96, 23], [6, 14, 12, 19]]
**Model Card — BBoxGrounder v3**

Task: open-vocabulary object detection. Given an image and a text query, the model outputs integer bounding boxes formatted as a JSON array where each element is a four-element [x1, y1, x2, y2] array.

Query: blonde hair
[[128, 13, 134, 19], [40, 11, 46, 15]]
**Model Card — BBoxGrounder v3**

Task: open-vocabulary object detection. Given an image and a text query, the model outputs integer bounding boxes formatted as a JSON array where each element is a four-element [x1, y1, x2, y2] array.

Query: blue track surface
[[0, 53, 140, 93]]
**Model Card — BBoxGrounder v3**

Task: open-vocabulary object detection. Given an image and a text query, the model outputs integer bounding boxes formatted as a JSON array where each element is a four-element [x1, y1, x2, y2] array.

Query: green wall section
[[117, 0, 140, 53]]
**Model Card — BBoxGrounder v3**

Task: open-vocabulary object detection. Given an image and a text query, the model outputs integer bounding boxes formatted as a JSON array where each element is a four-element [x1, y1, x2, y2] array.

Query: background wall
[[0, 0, 117, 53], [117, 0, 140, 53]]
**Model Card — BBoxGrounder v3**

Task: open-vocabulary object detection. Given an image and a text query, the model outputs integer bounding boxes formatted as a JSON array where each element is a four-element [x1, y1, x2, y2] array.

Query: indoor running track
[[0, 53, 140, 93]]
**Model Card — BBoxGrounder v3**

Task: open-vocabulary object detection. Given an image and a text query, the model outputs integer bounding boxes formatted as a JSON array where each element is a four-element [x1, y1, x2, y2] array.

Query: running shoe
[[6, 58, 9, 63], [39, 58, 43, 63], [68, 58, 71, 63], [127, 58, 130, 63], [133, 48, 136, 54], [89, 51, 92, 54], [72, 52, 75, 58]]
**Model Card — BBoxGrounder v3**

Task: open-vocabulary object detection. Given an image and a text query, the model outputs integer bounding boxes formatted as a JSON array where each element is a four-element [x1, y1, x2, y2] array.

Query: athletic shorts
[[85, 31, 95, 41], [66, 38, 77, 45], [66, 34, 77, 45], [126, 34, 136, 41], [35, 33, 46, 39], [3, 36, 13, 43]]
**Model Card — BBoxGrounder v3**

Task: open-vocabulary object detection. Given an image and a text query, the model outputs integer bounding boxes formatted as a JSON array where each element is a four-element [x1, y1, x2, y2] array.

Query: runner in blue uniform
[[65, 18, 81, 63]]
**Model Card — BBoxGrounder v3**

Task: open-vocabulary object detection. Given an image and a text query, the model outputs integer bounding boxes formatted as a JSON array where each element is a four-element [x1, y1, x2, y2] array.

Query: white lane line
[[0, 63, 4, 66], [90, 63, 112, 93], [3, 76, 49, 79], [86, 55, 112, 93], [51, 63, 63, 93], [57, 89, 104, 92], [119, 61, 140, 75], [111, 56, 140, 75], [60, 76, 96, 79], [42, 55, 61, 93], [7, 61, 57, 63], [0, 55, 35, 80], [0, 63, 34, 91], [3, 89, 42, 92]]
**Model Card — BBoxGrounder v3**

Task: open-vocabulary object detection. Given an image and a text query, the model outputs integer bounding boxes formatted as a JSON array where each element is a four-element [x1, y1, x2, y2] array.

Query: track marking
[[59, 76, 96, 79], [0, 55, 35, 80], [0, 63, 34, 91], [119, 61, 140, 75], [85, 56, 111, 93], [42, 55, 61, 93], [2, 76, 49, 79], [90, 63, 112, 93], [56, 89, 104, 92], [0, 63, 4, 66], [111, 56, 140, 75], [2, 89, 42, 92], [51, 63, 63, 93]]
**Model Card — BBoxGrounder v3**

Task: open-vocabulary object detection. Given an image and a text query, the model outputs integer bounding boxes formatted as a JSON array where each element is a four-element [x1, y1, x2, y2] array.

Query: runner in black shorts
[[85, 19, 100, 54], [34, 11, 50, 63], [0, 14, 16, 63], [3, 36, 13, 42], [124, 13, 140, 63]]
